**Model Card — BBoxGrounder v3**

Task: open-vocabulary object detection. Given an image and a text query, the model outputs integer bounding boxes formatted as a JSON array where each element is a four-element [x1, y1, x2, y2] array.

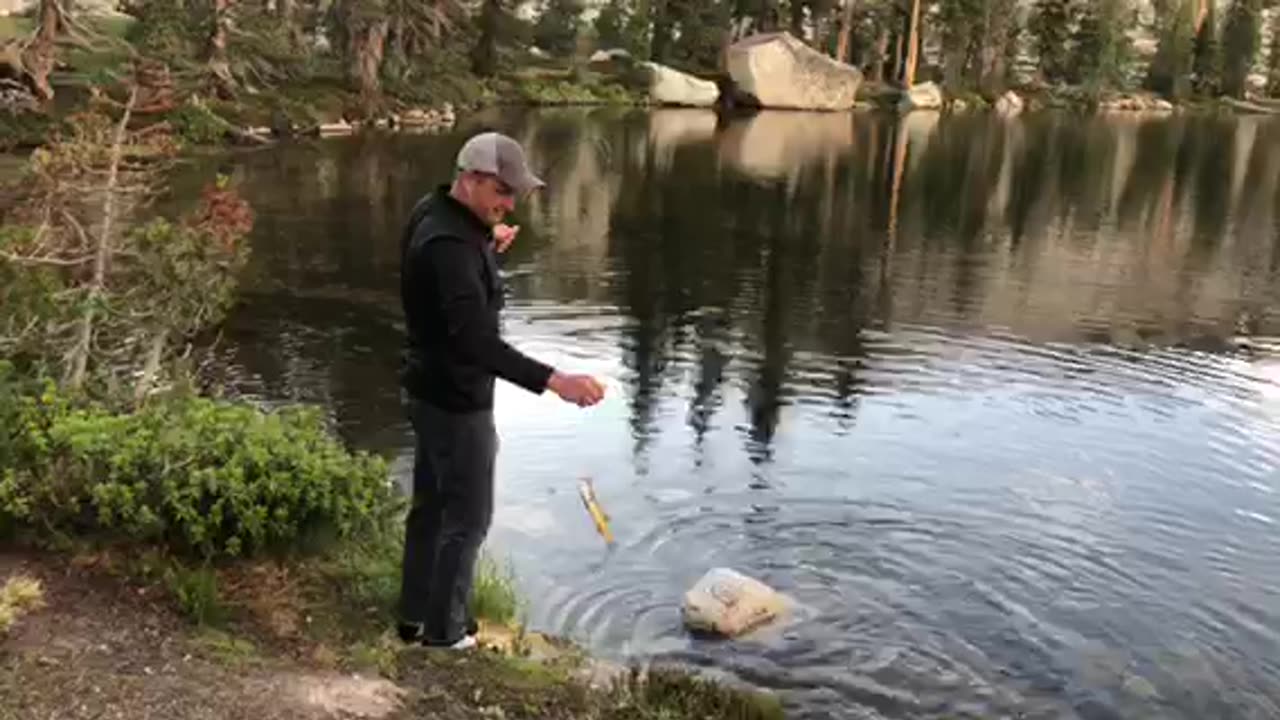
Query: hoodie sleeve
[[420, 236, 555, 394]]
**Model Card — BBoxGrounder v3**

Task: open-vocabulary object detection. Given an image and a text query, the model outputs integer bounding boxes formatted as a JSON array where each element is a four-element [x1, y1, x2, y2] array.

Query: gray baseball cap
[[455, 132, 545, 195]]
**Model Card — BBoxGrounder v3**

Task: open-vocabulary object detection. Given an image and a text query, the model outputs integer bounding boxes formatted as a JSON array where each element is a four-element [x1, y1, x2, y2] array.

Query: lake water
[[190, 108, 1280, 719]]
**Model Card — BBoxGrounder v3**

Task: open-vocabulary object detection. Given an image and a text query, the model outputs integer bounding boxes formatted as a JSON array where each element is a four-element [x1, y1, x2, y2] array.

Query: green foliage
[[469, 554, 521, 626], [1071, 0, 1131, 89], [167, 98, 232, 146], [1030, 0, 1076, 83], [594, 0, 630, 51], [513, 73, 639, 105], [937, 0, 1019, 91], [192, 628, 260, 667], [122, 0, 207, 68], [0, 385, 394, 561], [1146, 0, 1197, 98], [165, 564, 224, 625], [1221, 0, 1263, 98], [608, 667, 786, 720], [0, 112, 55, 152], [0, 114, 253, 399], [534, 0, 585, 57], [661, 0, 730, 73], [473, 0, 518, 77]]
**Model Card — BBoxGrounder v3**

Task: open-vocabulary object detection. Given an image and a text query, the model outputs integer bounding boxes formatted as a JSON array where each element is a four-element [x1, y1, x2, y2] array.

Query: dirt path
[[0, 550, 784, 720], [0, 550, 411, 720]]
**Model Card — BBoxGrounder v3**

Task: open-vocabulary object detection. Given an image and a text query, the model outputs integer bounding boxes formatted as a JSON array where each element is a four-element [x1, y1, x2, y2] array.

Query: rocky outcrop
[[995, 90, 1024, 117], [590, 48, 632, 64], [725, 32, 862, 111], [899, 82, 943, 112], [396, 103, 456, 129], [1098, 93, 1174, 113], [643, 62, 720, 108]]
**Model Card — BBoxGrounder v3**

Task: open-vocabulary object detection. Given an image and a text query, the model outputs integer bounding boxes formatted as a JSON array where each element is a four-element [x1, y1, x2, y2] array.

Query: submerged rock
[[682, 568, 788, 637]]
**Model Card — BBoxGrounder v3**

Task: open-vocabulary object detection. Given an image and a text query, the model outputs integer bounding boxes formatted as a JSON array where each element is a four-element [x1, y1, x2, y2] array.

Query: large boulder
[[726, 32, 862, 111], [682, 568, 789, 637], [643, 62, 720, 108], [899, 82, 943, 112]]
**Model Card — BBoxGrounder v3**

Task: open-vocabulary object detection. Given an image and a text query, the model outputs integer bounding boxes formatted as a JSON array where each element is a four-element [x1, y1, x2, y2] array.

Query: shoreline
[[5, 71, 1275, 155], [0, 545, 786, 720]]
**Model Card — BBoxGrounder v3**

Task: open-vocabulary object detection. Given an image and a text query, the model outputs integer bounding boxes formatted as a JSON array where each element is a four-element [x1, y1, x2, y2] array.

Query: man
[[397, 131, 605, 649]]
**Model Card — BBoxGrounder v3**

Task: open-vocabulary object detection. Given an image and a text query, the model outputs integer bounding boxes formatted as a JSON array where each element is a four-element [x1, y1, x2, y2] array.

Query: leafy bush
[[0, 381, 394, 561], [167, 98, 232, 145]]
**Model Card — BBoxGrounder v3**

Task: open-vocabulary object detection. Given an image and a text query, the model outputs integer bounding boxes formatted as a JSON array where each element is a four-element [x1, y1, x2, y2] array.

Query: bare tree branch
[[67, 86, 137, 391]]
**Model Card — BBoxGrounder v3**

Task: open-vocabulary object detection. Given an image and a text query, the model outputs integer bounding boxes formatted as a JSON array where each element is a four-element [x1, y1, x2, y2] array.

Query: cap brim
[[514, 172, 545, 195]]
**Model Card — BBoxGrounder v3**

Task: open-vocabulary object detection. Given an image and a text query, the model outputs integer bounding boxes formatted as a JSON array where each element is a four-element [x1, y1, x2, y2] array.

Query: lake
[[188, 107, 1280, 719]]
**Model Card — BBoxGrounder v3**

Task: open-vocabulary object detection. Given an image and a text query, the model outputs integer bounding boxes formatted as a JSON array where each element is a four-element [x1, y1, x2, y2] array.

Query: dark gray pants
[[398, 397, 496, 644]]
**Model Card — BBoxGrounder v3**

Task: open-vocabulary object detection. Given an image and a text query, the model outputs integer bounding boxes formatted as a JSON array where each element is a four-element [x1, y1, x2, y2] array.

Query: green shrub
[[167, 99, 232, 145], [0, 382, 393, 561]]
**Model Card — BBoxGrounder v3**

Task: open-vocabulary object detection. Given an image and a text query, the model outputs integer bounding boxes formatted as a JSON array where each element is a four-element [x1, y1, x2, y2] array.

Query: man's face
[[464, 172, 516, 227]]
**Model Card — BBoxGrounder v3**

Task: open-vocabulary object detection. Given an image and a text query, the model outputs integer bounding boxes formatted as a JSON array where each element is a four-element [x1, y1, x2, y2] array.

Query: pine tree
[[1220, 0, 1262, 98], [534, 0, 585, 57], [1190, 0, 1219, 95], [1030, 0, 1075, 83], [665, 0, 730, 72], [592, 0, 651, 57], [594, 0, 629, 49], [472, 0, 517, 76], [1145, 0, 1197, 98]]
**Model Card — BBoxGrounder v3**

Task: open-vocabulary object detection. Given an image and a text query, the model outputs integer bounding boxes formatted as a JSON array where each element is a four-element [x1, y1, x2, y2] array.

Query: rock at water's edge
[[899, 82, 943, 112], [995, 90, 1024, 117], [725, 32, 862, 111], [643, 62, 720, 108]]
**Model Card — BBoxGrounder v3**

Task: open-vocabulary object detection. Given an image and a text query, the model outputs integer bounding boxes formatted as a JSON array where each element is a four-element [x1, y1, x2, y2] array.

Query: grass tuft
[[0, 574, 44, 634]]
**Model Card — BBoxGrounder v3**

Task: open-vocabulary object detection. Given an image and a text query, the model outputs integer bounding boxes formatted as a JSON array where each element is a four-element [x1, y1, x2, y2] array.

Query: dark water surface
[[191, 108, 1280, 719]]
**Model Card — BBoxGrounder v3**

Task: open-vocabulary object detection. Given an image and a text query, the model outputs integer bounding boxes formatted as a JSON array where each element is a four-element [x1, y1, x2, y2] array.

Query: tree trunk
[[134, 329, 167, 406], [472, 0, 500, 76], [351, 19, 389, 101], [21, 0, 63, 102], [892, 26, 904, 81], [790, 0, 806, 40], [68, 88, 136, 391], [902, 0, 921, 87], [208, 0, 235, 96], [836, 0, 856, 62], [871, 28, 889, 81], [278, 0, 302, 49]]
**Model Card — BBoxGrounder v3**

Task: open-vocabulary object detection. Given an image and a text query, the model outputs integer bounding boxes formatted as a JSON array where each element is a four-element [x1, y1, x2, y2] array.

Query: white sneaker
[[448, 635, 478, 651]]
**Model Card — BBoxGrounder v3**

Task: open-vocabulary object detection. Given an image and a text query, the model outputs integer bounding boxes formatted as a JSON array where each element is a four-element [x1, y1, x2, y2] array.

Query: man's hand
[[493, 223, 519, 254], [547, 371, 606, 407]]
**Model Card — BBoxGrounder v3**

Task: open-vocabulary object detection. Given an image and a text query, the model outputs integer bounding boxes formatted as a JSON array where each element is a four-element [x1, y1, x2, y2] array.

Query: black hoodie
[[399, 185, 553, 411]]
